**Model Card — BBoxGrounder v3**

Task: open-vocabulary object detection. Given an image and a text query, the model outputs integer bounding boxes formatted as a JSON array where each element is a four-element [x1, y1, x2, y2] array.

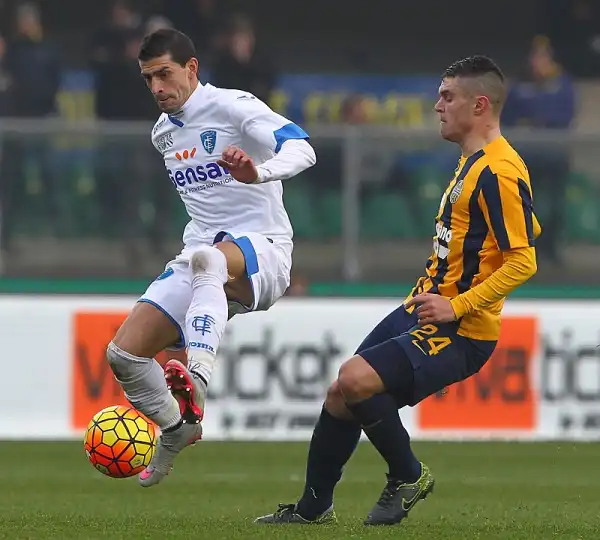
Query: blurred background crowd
[[0, 0, 597, 290]]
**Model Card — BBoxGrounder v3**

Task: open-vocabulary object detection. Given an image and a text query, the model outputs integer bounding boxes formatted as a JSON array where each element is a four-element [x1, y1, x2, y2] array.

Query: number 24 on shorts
[[410, 324, 451, 356]]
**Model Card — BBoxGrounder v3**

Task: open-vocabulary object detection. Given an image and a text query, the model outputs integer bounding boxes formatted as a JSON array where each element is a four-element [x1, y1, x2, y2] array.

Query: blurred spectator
[[162, 0, 222, 57], [145, 14, 173, 36], [89, 2, 144, 259], [0, 34, 11, 116], [92, 0, 140, 58], [0, 32, 10, 259], [0, 2, 61, 255], [340, 94, 370, 124], [92, 28, 168, 261], [6, 2, 60, 117], [504, 37, 576, 130], [91, 0, 142, 119], [309, 94, 370, 195], [540, 0, 600, 78], [102, 31, 155, 120], [298, 94, 378, 239], [504, 37, 576, 264], [0, 1, 7, 35], [210, 14, 276, 105]]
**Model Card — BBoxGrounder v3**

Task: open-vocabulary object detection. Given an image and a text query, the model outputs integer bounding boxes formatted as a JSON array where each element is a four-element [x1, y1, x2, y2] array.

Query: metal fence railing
[[0, 120, 598, 283]]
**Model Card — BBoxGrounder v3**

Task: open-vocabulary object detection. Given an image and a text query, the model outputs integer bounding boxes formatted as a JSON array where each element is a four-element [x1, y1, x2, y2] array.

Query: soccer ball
[[84, 405, 157, 478]]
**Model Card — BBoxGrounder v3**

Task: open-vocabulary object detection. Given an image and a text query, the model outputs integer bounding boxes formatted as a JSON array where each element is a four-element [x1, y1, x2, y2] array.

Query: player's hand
[[405, 293, 457, 325], [217, 146, 259, 184]]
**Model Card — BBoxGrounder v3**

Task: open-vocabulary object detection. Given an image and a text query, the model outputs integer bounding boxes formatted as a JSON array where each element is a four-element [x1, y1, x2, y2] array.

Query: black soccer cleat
[[364, 462, 435, 526], [254, 503, 337, 524]]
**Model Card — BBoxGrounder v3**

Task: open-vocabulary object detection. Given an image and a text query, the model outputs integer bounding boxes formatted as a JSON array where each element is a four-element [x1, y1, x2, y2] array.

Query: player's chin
[[439, 124, 458, 142], [156, 99, 178, 113]]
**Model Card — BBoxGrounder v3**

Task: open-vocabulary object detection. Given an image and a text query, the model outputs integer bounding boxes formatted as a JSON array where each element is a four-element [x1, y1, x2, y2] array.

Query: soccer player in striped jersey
[[255, 55, 541, 526]]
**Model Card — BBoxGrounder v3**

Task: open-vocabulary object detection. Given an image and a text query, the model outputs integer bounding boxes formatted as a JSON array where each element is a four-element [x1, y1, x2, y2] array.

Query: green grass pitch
[[1, 440, 598, 539]]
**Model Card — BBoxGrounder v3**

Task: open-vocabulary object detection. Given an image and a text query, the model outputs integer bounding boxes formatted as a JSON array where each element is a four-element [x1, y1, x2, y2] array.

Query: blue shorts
[[357, 305, 497, 407]]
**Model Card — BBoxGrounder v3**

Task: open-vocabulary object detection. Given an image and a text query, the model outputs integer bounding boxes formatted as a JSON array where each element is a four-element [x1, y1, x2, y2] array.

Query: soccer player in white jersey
[[105, 28, 316, 487]]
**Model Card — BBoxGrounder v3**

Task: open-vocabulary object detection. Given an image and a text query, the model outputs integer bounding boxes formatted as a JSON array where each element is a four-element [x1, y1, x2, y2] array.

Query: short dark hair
[[138, 28, 196, 66], [443, 55, 504, 81], [443, 55, 506, 113]]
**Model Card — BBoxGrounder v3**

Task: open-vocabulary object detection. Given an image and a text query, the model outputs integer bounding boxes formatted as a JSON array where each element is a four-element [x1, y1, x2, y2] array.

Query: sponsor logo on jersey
[[188, 342, 215, 353], [156, 132, 173, 153], [176, 147, 196, 161], [167, 161, 233, 194], [433, 222, 452, 259]]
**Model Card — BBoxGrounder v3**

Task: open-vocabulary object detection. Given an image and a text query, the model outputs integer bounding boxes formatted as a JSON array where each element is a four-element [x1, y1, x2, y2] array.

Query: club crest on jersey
[[200, 130, 217, 154], [449, 179, 464, 204]]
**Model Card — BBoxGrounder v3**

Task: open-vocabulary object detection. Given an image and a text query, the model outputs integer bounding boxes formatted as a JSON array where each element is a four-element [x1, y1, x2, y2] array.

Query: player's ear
[[187, 57, 199, 79], [473, 95, 490, 116]]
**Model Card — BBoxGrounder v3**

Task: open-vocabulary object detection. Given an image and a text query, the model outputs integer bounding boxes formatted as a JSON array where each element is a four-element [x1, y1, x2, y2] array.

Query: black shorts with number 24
[[356, 305, 497, 408]]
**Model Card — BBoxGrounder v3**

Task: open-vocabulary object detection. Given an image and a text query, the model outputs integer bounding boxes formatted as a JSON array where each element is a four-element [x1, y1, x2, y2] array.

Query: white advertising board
[[0, 296, 598, 441]]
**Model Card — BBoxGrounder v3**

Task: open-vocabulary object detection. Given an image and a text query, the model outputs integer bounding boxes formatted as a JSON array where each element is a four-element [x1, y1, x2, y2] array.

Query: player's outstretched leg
[[106, 303, 203, 488], [254, 383, 360, 524], [163, 245, 228, 435], [340, 349, 434, 525], [255, 305, 420, 525]]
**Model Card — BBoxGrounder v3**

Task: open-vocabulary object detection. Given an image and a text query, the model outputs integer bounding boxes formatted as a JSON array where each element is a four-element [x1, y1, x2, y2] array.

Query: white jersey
[[150, 83, 312, 245]]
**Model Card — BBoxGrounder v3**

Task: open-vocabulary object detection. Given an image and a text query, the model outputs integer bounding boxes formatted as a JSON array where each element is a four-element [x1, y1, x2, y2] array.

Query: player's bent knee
[[191, 245, 228, 275], [337, 355, 385, 404], [324, 381, 354, 419], [324, 381, 343, 408], [106, 341, 151, 382]]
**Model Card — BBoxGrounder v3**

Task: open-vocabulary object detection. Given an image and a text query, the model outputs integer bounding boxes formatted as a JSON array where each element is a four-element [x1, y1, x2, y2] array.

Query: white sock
[[185, 246, 228, 385], [188, 351, 217, 387], [107, 342, 181, 430]]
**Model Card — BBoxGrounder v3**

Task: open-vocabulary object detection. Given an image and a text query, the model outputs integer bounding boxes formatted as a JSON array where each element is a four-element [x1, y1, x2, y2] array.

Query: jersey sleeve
[[229, 93, 309, 153], [478, 167, 538, 250], [451, 246, 537, 318]]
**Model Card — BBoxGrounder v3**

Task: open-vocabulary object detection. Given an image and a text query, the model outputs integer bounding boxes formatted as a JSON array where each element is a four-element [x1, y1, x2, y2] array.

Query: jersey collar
[[168, 82, 206, 127]]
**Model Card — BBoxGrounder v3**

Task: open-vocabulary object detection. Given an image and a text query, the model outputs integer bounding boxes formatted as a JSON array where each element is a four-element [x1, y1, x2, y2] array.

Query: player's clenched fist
[[405, 293, 457, 325], [217, 145, 259, 184]]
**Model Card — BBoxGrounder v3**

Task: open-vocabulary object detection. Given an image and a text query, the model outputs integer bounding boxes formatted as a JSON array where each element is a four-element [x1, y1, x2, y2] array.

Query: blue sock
[[347, 393, 421, 483], [295, 407, 361, 519]]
